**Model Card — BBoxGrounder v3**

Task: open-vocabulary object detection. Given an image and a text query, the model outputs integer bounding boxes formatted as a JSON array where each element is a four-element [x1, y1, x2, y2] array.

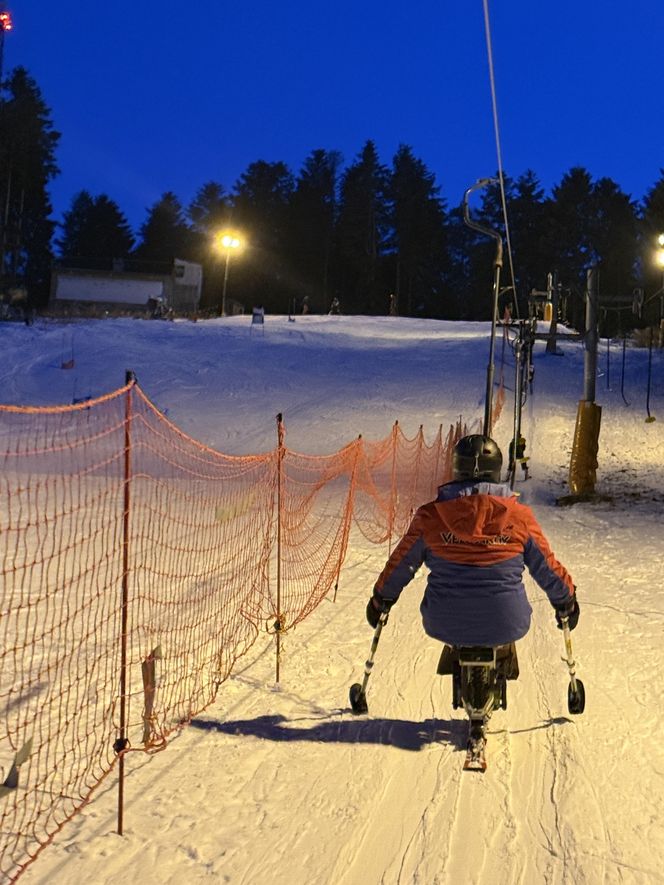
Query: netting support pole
[[275, 413, 285, 683], [432, 424, 444, 494], [411, 425, 424, 518], [388, 421, 399, 553], [116, 370, 135, 835], [333, 435, 362, 603]]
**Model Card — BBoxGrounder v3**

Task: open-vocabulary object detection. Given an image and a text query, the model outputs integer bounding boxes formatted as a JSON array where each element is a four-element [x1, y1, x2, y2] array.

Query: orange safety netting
[[0, 379, 502, 881]]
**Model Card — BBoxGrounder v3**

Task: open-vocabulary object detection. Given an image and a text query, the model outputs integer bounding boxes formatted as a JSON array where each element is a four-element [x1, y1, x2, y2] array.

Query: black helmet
[[452, 434, 503, 482]]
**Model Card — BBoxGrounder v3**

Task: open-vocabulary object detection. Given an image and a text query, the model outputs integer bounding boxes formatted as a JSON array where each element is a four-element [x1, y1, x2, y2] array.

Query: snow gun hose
[[562, 618, 586, 715], [349, 613, 388, 715]]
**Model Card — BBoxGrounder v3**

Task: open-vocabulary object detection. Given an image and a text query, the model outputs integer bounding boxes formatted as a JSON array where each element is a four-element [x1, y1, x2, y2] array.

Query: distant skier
[[366, 434, 579, 675], [328, 297, 341, 315]]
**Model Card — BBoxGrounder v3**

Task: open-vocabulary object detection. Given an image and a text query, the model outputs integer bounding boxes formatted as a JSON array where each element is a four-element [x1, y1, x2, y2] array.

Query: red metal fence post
[[115, 370, 135, 835], [275, 413, 285, 683]]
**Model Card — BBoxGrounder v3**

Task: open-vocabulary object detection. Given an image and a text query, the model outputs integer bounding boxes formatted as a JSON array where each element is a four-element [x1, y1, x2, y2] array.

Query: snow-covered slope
[[4, 314, 663, 885]]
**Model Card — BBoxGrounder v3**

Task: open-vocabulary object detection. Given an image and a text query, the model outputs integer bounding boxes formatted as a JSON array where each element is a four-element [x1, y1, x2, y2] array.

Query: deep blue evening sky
[[6, 0, 664, 233]]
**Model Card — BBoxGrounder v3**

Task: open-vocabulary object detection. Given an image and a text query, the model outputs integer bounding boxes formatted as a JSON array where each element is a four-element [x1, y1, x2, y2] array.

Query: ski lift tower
[[0, 9, 12, 86]]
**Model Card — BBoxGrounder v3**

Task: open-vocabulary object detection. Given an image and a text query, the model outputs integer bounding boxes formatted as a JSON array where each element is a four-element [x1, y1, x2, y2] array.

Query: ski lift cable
[[482, 0, 519, 319]]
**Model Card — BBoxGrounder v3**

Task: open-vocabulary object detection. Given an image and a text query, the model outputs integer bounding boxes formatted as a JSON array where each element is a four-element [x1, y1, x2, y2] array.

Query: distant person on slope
[[366, 434, 579, 677]]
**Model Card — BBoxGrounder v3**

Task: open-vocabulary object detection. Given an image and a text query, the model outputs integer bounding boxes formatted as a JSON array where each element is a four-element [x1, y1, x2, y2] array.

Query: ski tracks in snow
[[517, 605, 654, 885], [326, 583, 526, 885], [329, 740, 457, 885], [432, 704, 522, 885]]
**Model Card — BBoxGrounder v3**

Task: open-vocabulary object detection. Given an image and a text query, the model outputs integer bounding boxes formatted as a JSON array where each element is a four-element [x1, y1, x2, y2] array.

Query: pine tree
[[544, 167, 597, 328], [589, 177, 638, 301], [387, 145, 448, 317], [639, 172, 664, 321], [289, 149, 342, 312], [187, 182, 232, 310], [505, 171, 552, 308], [0, 67, 60, 305], [231, 160, 295, 312], [335, 140, 389, 314], [188, 181, 231, 236], [641, 172, 664, 236], [134, 192, 193, 265], [548, 167, 596, 288], [57, 191, 134, 263]]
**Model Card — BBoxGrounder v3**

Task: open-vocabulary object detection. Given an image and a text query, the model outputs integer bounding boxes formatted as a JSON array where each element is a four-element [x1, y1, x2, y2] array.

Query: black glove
[[366, 592, 394, 629], [555, 595, 580, 631]]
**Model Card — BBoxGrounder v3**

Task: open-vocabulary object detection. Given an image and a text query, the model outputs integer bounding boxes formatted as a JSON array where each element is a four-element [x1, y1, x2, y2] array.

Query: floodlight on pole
[[214, 232, 243, 317], [656, 235, 664, 325], [0, 10, 13, 86], [657, 232, 664, 266], [655, 235, 664, 350]]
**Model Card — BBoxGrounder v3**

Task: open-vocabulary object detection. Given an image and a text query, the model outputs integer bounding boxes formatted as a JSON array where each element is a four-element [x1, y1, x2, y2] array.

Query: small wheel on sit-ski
[[567, 678, 585, 715]]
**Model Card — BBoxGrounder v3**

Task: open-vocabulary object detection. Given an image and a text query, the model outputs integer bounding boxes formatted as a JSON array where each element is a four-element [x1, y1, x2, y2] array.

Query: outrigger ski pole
[[561, 617, 586, 714], [349, 612, 389, 715]]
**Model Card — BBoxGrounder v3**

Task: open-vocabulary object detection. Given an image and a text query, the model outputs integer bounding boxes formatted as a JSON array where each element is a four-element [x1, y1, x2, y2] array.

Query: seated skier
[[366, 434, 579, 677]]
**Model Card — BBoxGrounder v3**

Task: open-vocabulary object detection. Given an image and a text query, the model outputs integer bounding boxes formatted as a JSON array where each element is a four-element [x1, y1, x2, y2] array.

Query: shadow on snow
[[191, 713, 468, 752], [190, 712, 576, 752]]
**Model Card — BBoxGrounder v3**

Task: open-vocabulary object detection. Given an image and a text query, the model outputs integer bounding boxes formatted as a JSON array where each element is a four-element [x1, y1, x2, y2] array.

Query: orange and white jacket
[[374, 480, 575, 646]]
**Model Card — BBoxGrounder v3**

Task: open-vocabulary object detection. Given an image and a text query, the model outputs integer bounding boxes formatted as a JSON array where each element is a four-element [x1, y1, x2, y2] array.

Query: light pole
[[0, 10, 12, 281], [215, 232, 242, 317], [656, 233, 664, 285], [656, 234, 664, 264], [656, 234, 664, 347], [0, 10, 12, 87]]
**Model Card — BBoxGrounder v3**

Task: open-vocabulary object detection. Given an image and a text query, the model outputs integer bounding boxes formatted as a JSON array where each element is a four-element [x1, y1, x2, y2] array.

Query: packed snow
[[3, 313, 663, 884]]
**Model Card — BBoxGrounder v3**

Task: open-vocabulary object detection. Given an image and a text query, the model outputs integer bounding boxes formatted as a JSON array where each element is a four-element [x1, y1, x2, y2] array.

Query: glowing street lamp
[[655, 234, 664, 335], [655, 233, 664, 301], [214, 232, 243, 317], [656, 233, 664, 271]]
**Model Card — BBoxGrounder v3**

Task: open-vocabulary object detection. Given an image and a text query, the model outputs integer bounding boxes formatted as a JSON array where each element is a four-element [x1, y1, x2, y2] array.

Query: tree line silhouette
[[2, 66, 664, 326]]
